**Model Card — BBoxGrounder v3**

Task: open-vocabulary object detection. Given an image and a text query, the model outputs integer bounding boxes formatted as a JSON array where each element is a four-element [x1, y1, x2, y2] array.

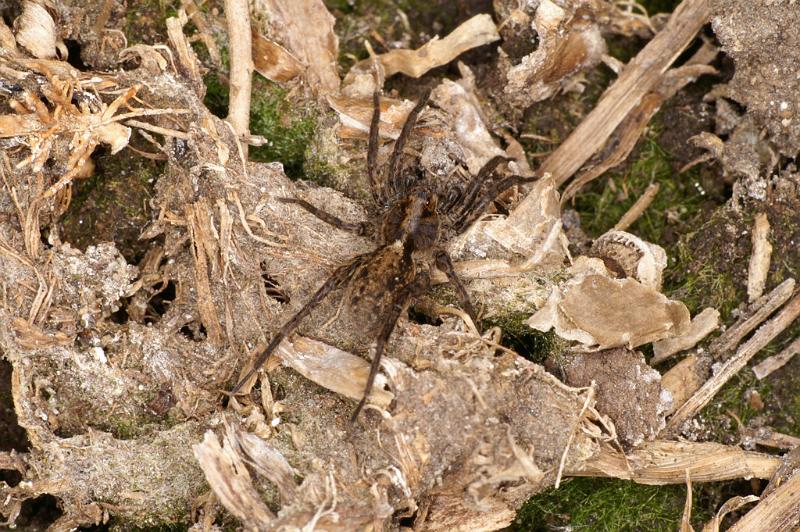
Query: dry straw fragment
[[747, 212, 772, 302], [652, 307, 720, 364], [14, 2, 58, 59]]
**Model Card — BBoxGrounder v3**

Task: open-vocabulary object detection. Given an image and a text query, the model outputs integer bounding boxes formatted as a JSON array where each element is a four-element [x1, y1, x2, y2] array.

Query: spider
[[231, 86, 536, 421]]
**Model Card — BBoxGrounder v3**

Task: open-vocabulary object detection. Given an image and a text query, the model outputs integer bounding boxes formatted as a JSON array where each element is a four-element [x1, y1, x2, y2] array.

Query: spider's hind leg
[[434, 250, 478, 328], [231, 254, 368, 394], [350, 271, 430, 423]]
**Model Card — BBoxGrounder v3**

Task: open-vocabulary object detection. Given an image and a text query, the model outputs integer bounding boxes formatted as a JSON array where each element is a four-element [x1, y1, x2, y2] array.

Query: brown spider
[[232, 87, 536, 421]]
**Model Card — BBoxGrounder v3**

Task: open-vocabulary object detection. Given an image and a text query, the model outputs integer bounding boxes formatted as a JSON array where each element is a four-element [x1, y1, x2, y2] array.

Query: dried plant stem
[[739, 427, 800, 450], [568, 440, 780, 484], [710, 278, 795, 360], [752, 336, 800, 380], [508, 0, 709, 221], [224, 0, 253, 156], [729, 470, 800, 531], [663, 290, 800, 437], [747, 213, 772, 302], [614, 182, 659, 231]]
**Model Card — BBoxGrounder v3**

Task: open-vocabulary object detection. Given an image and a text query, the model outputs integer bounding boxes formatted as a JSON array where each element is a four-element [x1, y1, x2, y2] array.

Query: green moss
[[668, 244, 742, 319], [512, 478, 710, 531], [60, 152, 163, 263], [203, 74, 318, 180], [573, 134, 707, 246], [482, 312, 563, 364]]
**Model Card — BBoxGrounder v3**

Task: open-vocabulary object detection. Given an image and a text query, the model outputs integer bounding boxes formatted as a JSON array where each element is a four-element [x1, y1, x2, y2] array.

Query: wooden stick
[[614, 182, 660, 231], [508, 0, 710, 225], [709, 278, 795, 361], [747, 213, 772, 302], [752, 336, 800, 380], [740, 426, 800, 450], [224, 0, 253, 157], [662, 290, 800, 437]]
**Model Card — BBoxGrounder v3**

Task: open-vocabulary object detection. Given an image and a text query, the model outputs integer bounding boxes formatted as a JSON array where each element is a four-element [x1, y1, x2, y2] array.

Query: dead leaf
[[343, 14, 500, 96], [14, 2, 59, 60], [255, 0, 340, 94], [327, 94, 415, 139], [527, 261, 690, 349], [252, 28, 304, 83]]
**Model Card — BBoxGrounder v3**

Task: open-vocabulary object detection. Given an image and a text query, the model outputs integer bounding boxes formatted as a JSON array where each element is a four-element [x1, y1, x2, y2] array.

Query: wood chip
[[652, 307, 720, 364], [747, 213, 772, 302]]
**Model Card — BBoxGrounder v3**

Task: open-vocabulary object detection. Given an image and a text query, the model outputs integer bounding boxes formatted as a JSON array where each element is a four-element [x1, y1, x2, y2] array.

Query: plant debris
[[0, 0, 799, 529]]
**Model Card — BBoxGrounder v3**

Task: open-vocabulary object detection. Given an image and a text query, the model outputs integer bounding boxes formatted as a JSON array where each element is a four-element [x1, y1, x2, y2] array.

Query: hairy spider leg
[[350, 270, 430, 423], [277, 197, 369, 236], [367, 89, 383, 205], [231, 254, 370, 394], [434, 250, 477, 325], [385, 88, 432, 200], [454, 173, 539, 233], [456, 155, 510, 216]]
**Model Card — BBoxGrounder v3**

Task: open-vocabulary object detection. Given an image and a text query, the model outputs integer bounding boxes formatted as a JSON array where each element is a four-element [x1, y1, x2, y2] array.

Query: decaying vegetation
[[0, 0, 799, 530]]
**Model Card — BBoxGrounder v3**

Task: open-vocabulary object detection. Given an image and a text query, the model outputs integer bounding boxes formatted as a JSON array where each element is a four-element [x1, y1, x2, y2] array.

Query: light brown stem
[[614, 182, 660, 231], [508, 0, 709, 224], [224, 0, 253, 157]]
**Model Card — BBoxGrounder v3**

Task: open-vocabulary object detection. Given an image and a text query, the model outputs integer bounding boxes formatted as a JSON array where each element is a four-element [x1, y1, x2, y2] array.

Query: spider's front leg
[[278, 197, 370, 236], [454, 173, 539, 233]]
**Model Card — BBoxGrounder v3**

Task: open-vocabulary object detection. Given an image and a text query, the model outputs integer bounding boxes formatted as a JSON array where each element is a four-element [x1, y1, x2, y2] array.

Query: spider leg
[[350, 271, 429, 423], [456, 155, 510, 218], [434, 250, 478, 326], [231, 254, 369, 394], [367, 89, 383, 205], [454, 174, 539, 233], [279, 197, 369, 236], [386, 88, 432, 199]]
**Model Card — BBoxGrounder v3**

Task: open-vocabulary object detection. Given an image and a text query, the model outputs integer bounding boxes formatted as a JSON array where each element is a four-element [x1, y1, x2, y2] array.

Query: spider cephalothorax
[[232, 87, 536, 421]]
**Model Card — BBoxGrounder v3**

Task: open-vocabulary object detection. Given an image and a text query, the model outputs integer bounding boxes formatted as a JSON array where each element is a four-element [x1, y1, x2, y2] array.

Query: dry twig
[[224, 0, 253, 154], [663, 289, 800, 437]]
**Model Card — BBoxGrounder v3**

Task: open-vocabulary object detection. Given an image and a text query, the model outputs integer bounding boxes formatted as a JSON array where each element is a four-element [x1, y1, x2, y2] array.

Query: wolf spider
[[232, 87, 536, 421]]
